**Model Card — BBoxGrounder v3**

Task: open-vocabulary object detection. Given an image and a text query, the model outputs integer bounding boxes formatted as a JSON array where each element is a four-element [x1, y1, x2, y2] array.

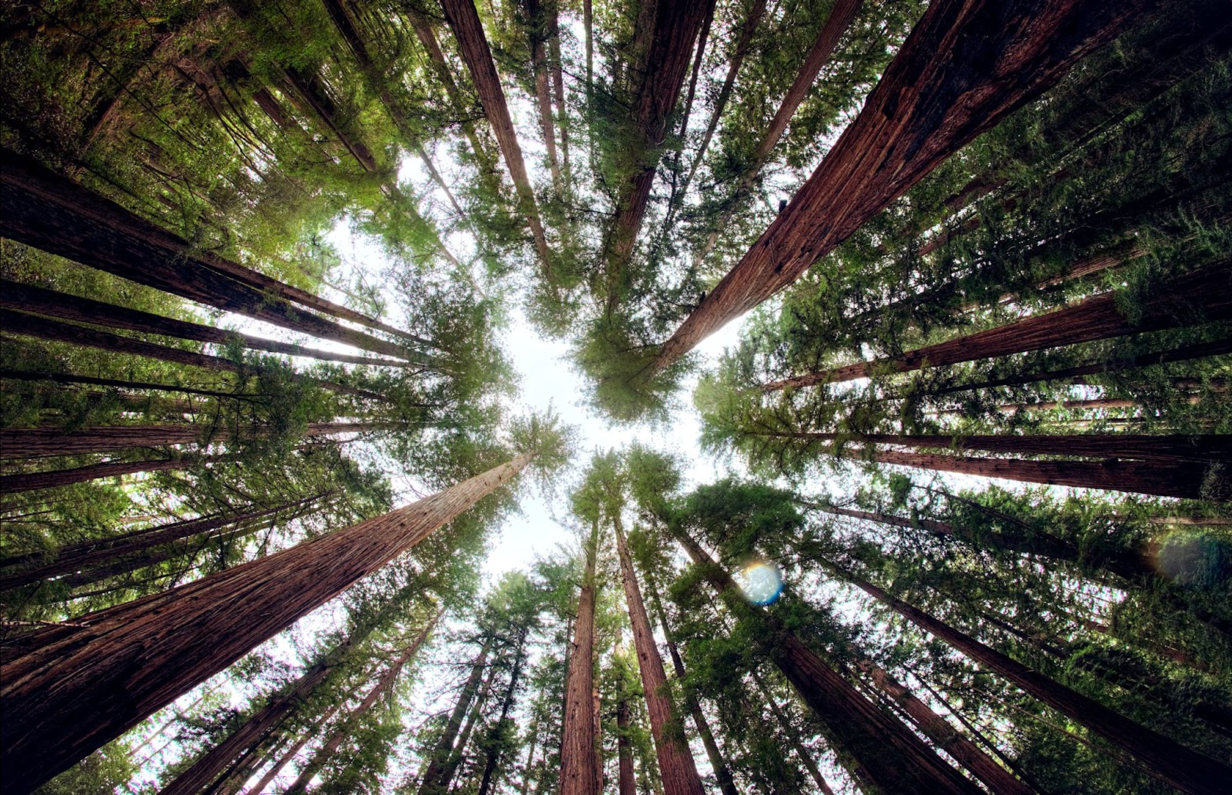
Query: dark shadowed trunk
[[748, 669, 835, 795], [476, 632, 529, 795], [654, 0, 1153, 370], [827, 560, 1231, 795], [0, 454, 531, 793], [418, 641, 493, 795], [560, 522, 600, 795], [0, 454, 225, 495]]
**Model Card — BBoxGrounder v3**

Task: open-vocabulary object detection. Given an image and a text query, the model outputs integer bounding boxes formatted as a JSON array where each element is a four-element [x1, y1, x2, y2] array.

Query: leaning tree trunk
[[283, 610, 442, 795], [826, 559, 1232, 795], [0, 422, 384, 460], [439, 0, 552, 272], [476, 633, 529, 795], [0, 454, 531, 794], [0, 280, 410, 367], [0, 369, 260, 402], [242, 700, 343, 795], [0, 453, 225, 495], [675, 531, 979, 794], [560, 522, 600, 795], [526, 0, 562, 191], [748, 669, 836, 795], [762, 258, 1232, 390], [691, 0, 863, 269], [417, 641, 493, 795], [443, 660, 500, 789], [652, 0, 1153, 371], [614, 521, 705, 795]]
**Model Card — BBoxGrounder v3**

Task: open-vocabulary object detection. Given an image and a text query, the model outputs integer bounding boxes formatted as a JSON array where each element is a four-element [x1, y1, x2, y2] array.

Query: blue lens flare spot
[[735, 561, 784, 605]]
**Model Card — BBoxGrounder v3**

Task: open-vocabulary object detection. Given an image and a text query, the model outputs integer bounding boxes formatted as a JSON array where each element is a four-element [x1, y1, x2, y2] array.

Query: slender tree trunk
[[476, 634, 528, 795], [439, 0, 552, 271], [0, 422, 384, 460], [615, 521, 705, 794], [763, 259, 1232, 390], [857, 661, 1033, 794], [445, 658, 500, 788], [560, 522, 600, 795], [617, 663, 638, 795], [418, 642, 493, 795], [748, 670, 835, 795], [245, 699, 343, 795], [677, 531, 980, 794], [0, 369, 259, 402], [0, 280, 409, 367], [284, 610, 442, 795], [826, 559, 1232, 795], [653, 0, 1153, 371], [547, 1, 571, 185], [526, 0, 562, 191], [518, 709, 541, 795], [0, 454, 531, 793], [691, 0, 863, 268], [0, 454, 223, 494], [0, 149, 410, 350]]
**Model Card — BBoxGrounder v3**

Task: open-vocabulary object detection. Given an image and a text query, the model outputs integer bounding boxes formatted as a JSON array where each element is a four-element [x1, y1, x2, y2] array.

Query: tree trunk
[[763, 259, 1232, 390], [0, 422, 383, 460], [653, 0, 1153, 371], [0, 149, 408, 354], [476, 634, 528, 795], [827, 560, 1232, 795], [748, 670, 835, 795], [439, 0, 552, 271], [691, 0, 862, 269], [445, 657, 500, 788], [605, 0, 715, 287], [0, 279, 410, 367], [526, 0, 562, 191], [616, 659, 636, 795], [0, 454, 223, 495], [244, 699, 342, 795], [675, 532, 979, 794], [560, 522, 600, 795], [547, 1, 571, 184], [0, 369, 259, 402], [283, 610, 442, 795], [857, 661, 1033, 794], [615, 521, 705, 795], [0, 454, 531, 794], [418, 642, 493, 795]]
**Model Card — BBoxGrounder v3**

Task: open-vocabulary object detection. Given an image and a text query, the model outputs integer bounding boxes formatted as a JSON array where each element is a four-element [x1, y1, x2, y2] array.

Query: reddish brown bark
[[547, 2, 570, 182], [605, 0, 716, 281], [246, 701, 342, 795], [616, 686, 636, 795], [0, 149, 407, 354], [417, 642, 493, 795], [691, 0, 862, 268], [526, 0, 562, 191], [560, 523, 600, 795], [0, 454, 223, 495], [830, 561, 1231, 795], [0, 422, 383, 460], [283, 610, 442, 795], [763, 259, 1232, 390], [615, 521, 705, 795], [0, 369, 258, 402], [439, 0, 552, 271], [654, 0, 1153, 371], [0, 454, 531, 793], [676, 532, 978, 794]]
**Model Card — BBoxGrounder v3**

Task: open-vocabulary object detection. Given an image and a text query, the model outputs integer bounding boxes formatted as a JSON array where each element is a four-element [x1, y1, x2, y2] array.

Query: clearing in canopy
[[2, 0, 1230, 793]]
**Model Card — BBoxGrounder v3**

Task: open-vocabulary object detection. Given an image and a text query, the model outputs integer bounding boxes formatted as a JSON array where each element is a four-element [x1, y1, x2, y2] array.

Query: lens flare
[[735, 561, 784, 605]]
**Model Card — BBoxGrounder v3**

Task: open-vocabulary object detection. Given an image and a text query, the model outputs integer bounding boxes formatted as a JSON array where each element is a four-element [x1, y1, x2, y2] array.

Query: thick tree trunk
[[0, 454, 531, 794], [283, 610, 442, 795], [0, 454, 222, 494], [560, 522, 600, 795], [605, 0, 715, 285], [439, 0, 552, 271], [653, 0, 1153, 370], [691, 0, 862, 269], [0, 422, 383, 460], [0, 280, 409, 368], [828, 561, 1231, 795], [615, 521, 705, 795], [0, 151, 408, 353], [858, 661, 1033, 794], [676, 532, 979, 794], [763, 259, 1232, 390], [417, 642, 493, 795]]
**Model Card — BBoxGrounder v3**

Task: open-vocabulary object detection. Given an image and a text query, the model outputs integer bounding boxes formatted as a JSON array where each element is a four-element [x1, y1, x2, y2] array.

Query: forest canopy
[[1, 0, 1230, 793]]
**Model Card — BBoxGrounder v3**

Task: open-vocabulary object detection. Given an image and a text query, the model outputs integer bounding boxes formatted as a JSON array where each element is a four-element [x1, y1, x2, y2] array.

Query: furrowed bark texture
[[764, 259, 1232, 390], [692, 0, 862, 268], [654, 0, 1154, 370], [0, 454, 530, 794], [559, 524, 599, 795], [676, 532, 979, 794], [858, 661, 1032, 795], [0, 149, 406, 355], [614, 522, 705, 795], [0, 454, 220, 494], [606, 0, 715, 277], [0, 422, 382, 460], [439, 0, 552, 270], [283, 611, 441, 795], [0, 280, 408, 367], [417, 643, 492, 795], [834, 563, 1232, 794]]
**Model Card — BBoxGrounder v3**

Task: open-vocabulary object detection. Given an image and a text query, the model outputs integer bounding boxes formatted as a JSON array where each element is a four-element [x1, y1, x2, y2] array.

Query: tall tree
[[559, 522, 600, 795]]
